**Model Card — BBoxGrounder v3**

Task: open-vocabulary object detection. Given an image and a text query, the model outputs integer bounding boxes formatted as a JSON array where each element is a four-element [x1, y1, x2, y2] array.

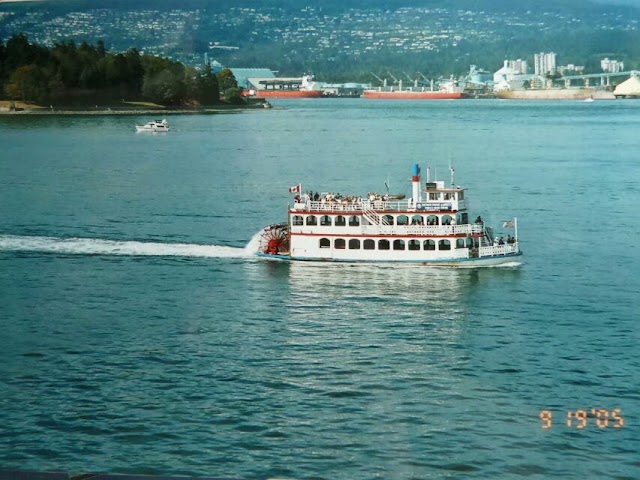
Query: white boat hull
[[256, 251, 522, 267]]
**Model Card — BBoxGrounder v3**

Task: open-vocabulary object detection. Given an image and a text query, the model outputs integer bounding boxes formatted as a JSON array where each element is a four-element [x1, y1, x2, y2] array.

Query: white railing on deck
[[360, 224, 483, 236], [479, 243, 519, 257], [292, 199, 460, 213]]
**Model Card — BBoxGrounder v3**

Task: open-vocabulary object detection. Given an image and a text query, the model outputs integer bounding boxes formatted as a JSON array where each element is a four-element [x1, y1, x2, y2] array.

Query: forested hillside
[[1, 0, 639, 81]]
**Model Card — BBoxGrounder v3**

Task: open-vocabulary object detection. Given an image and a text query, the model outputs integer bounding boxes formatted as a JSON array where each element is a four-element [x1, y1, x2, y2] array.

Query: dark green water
[[0, 99, 638, 479]]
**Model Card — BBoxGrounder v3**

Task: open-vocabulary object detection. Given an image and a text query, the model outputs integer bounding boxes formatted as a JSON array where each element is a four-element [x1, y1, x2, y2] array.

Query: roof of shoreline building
[[229, 68, 276, 89]]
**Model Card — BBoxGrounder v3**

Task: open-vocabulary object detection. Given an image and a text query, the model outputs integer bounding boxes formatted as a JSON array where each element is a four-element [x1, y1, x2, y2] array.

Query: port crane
[[370, 72, 387, 87], [387, 71, 400, 85], [404, 72, 421, 88]]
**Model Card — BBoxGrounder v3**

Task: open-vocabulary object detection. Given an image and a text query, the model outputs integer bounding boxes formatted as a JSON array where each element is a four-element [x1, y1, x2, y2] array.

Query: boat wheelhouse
[[257, 164, 521, 266]]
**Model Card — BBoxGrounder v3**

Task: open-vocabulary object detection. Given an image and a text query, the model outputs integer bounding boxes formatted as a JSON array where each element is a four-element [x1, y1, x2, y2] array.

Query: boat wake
[[0, 234, 258, 259]]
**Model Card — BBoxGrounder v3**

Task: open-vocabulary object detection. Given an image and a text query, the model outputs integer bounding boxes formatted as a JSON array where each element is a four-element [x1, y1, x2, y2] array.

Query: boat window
[[335, 238, 346, 249], [408, 239, 420, 251], [306, 216, 317, 226], [411, 215, 424, 225], [335, 215, 346, 226], [292, 215, 304, 226], [378, 239, 390, 250], [429, 192, 440, 200], [458, 191, 464, 200], [461, 213, 468, 224], [442, 215, 452, 225], [393, 239, 405, 250], [349, 239, 360, 250], [382, 215, 394, 226], [397, 215, 409, 226], [363, 239, 375, 250], [444, 192, 455, 200], [426, 215, 439, 225], [456, 239, 466, 249], [424, 240, 436, 250], [349, 216, 360, 227], [439, 239, 451, 250], [320, 215, 332, 226], [319, 238, 330, 248]]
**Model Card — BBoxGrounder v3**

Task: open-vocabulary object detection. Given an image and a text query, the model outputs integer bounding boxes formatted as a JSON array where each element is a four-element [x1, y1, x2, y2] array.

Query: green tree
[[47, 72, 65, 102], [223, 87, 244, 104], [196, 64, 220, 104], [124, 48, 144, 94], [217, 67, 237, 92], [142, 68, 185, 104], [5, 64, 47, 103]]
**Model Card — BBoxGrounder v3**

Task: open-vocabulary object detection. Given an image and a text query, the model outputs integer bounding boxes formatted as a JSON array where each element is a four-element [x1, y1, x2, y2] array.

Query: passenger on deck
[[475, 216, 483, 224], [498, 236, 505, 245]]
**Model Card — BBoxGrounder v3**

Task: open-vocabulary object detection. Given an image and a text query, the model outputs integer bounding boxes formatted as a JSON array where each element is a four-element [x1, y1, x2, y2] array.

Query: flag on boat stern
[[503, 219, 515, 228], [289, 184, 301, 193]]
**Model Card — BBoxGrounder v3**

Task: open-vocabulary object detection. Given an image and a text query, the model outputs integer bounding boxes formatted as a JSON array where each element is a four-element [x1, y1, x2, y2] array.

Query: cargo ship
[[242, 74, 323, 99], [362, 79, 467, 100], [496, 88, 615, 100]]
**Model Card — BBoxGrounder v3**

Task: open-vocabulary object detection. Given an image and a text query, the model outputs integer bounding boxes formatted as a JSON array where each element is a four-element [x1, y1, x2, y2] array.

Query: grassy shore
[[0, 99, 270, 114]]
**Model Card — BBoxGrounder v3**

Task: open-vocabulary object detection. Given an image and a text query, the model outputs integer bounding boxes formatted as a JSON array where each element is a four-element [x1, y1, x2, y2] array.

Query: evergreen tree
[[216, 68, 237, 92]]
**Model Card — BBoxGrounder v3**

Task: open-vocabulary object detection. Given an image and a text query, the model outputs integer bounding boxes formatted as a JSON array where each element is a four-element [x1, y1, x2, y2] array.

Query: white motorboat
[[135, 119, 170, 132]]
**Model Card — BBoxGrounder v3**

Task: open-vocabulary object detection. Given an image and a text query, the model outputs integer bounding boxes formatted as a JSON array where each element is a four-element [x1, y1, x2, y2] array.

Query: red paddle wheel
[[259, 223, 290, 255]]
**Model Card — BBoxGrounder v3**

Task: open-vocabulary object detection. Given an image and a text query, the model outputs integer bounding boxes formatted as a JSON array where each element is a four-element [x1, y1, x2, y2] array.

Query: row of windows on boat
[[292, 213, 469, 227], [317, 238, 479, 250]]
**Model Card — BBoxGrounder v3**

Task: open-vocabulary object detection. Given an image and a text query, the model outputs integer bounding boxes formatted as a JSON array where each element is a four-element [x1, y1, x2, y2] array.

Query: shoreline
[[0, 100, 271, 115]]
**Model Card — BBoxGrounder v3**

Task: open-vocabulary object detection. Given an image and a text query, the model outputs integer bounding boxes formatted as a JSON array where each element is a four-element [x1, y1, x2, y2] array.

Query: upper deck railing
[[358, 224, 484, 236], [293, 199, 466, 213]]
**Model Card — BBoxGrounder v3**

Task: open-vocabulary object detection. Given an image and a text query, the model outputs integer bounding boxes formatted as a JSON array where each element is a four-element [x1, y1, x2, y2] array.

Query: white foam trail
[[243, 230, 265, 255], [0, 234, 253, 258]]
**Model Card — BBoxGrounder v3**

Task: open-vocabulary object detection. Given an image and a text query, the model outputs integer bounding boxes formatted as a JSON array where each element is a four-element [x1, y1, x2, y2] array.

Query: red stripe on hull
[[362, 91, 467, 100], [243, 90, 323, 99]]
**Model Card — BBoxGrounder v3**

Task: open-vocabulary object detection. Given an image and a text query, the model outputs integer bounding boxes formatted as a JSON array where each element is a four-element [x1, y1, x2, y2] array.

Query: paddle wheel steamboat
[[257, 164, 521, 266]]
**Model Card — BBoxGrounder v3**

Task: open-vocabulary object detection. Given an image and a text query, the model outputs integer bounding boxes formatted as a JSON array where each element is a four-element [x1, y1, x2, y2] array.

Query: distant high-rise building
[[504, 59, 528, 75], [534, 52, 557, 76], [601, 58, 624, 73], [557, 64, 585, 75]]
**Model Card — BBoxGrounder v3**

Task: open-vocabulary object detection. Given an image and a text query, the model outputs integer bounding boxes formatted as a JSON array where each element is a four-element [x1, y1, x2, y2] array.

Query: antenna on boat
[[449, 164, 455, 186], [426, 165, 430, 183]]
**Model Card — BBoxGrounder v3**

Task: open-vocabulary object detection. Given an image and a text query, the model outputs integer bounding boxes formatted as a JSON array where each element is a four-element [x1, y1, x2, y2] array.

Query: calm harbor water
[[0, 99, 638, 479]]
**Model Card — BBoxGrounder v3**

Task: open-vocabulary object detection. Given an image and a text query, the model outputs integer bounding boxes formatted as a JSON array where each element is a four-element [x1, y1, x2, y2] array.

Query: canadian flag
[[288, 184, 301, 193]]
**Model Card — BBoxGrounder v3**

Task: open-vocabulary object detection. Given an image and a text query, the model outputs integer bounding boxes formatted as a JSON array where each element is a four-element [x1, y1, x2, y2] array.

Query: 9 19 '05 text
[[539, 409, 624, 429]]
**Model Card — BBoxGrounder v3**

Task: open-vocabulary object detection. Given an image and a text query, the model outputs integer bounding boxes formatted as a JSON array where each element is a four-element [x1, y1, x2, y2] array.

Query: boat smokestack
[[412, 164, 421, 202]]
